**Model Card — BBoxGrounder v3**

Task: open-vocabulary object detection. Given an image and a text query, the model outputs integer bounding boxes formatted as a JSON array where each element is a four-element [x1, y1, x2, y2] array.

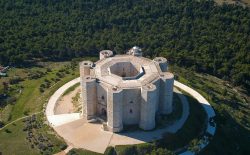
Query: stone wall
[[153, 57, 168, 72], [107, 87, 123, 132], [160, 73, 174, 114], [82, 76, 97, 119], [80, 49, 174, 132], [96, 83, 108, 116], [140, 84, 157, 130], [122, 88, 141, 125], [151, 78, 160, 113], [109, 62, 140, 77], [79, 61, 93, 77]]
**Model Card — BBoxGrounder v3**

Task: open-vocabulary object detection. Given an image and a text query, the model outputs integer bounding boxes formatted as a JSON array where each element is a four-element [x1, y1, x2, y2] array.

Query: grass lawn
[[171, 65, 250, 155], [159, 92, 183, 127], [67, 148, 102, 155], [63, 82, 80, 96], [0, 119, 39, 155], [0, 61, 79, 123], [159, 92, 207, 151], [0, 61, 80, 154], [0, 58, 97, 154], [0, 113, 67, 155]]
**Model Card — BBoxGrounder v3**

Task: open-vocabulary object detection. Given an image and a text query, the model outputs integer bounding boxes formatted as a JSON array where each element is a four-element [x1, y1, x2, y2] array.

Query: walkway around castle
[[45, 77, 216, 154]]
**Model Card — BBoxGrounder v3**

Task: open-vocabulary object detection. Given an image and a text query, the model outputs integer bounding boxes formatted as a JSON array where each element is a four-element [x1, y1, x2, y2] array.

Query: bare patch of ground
[[214, 0, 250, 7], [54, 86, 81, 114]]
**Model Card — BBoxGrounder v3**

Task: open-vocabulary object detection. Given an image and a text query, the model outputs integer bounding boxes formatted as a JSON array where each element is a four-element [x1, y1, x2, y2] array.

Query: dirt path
[[54, 86, 81, 115]]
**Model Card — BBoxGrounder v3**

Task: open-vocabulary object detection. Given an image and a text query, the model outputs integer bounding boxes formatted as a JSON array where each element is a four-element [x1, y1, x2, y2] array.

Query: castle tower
[[151, 78, 161, 113], [99, 50, 113, 60], [81, 75, 97, 120], [107, 86, 123, 132], [140, 84, 157, 130], [127, 46, 142, 57], [153, 57, 168, 72], [79, 61, 93, 76], [159, 72, 174, 114]]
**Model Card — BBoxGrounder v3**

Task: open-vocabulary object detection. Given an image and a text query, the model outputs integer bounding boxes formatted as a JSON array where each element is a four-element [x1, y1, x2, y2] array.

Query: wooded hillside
[[0, 0, 249, 90]]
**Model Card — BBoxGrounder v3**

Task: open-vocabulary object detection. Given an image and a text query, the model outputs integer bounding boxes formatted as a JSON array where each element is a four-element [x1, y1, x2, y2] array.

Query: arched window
[[101, 95, 105, 100], [129, 101, 133, 104], [129, 109, 133, 114]]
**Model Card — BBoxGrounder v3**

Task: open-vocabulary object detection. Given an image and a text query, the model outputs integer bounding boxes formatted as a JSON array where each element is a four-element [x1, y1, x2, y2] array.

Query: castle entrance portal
[[101, 108, 107, 121]]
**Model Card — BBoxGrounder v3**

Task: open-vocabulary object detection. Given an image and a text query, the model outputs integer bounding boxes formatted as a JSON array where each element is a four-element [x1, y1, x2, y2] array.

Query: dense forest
[[0, 0, 249, 91]]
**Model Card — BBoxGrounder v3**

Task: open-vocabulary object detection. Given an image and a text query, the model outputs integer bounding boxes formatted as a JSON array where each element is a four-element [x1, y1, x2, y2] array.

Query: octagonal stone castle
[[80, 47, 174, 132]]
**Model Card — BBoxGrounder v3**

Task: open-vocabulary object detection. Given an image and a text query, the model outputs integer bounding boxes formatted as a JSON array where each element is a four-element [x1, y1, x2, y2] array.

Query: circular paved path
[[46, 78, 216, 154]]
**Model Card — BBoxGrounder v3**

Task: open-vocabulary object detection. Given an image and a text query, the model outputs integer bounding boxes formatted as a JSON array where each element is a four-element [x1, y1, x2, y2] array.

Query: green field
[[0, 62, 79, 124], [171, 65, 250, 154], [63, 83, 80, 96], [0, 113, 67, 155], [156, 92, 183, 129], [0, 61, 80, 154], [0, 120, 39, 155]]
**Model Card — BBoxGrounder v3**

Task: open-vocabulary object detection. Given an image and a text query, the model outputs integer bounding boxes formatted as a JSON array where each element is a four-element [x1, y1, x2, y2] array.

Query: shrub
[[46, 68, 52, 72], [39, 87, 44, 93], [104, 146, 115, 155], [9, 76, 23, 84], [150, 148, 175, 155], [60, 144, 67, 150], [23, 110, 30, 116], [4, 129, 11, 133], [67, 150, 77, 155], [115, 145, 137, 155], [38, 143, 47, 151], [40, 83, 45, 88], [0, 121, 5, 128]]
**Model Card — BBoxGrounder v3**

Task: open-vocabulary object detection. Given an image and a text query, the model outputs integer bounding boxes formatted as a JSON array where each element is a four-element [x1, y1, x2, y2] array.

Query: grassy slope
[[63, 82, 80, 96], [171, 65, 250, 155], [0, 120, 39, 155], [0, 61, 79, 154], [161, 93, 207, 151], [0, 113, 67, 155], [68, 148, 102, 155], [0, 62, 79, 123]]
